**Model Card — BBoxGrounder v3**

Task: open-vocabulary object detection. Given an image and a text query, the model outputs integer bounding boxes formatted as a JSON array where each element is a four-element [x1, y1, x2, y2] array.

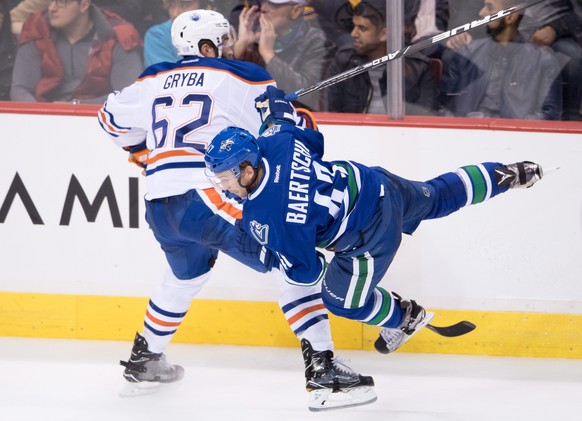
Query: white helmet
[[171, 10, 230, 57]]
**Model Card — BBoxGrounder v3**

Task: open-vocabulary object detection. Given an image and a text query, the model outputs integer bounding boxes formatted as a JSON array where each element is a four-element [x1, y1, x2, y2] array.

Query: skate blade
[[118, 380, 162, 398], [308, 386, 377, 412]]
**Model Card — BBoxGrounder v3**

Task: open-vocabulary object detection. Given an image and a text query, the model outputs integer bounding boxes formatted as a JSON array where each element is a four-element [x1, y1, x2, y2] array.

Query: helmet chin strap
[[238, 163, 262, 195]]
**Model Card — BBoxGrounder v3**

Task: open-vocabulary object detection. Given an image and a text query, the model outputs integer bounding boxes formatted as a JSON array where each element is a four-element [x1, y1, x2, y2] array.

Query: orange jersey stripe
[[148, 149, 203, 165], [146, 310, 182, 327], [203, 188, 243, 219], [98, 109, 127, 134], [287, 304, 326, 325]]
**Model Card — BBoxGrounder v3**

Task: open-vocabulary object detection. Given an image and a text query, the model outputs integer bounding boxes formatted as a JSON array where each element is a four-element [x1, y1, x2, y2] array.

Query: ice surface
[[1, 337, 580, 421]]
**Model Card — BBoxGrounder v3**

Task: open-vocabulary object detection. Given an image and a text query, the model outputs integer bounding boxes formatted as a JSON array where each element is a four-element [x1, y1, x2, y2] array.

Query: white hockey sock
[[273, 268, 334, 352], [142, 268, 210, 353]]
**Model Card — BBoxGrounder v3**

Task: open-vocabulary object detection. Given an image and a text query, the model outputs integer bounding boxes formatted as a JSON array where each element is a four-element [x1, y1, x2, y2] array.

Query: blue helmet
[[205, 127, 261, 177]]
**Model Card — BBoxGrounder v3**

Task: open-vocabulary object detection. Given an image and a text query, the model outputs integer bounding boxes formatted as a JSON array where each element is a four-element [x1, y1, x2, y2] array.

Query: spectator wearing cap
[[234, 0, 335, 110], [327, 0, 438, 115], [143, 0, 215, 67]]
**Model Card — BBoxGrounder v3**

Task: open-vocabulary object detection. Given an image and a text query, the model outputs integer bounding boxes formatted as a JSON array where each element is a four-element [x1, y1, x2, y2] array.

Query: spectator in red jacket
[[10, 0, 142, 103]]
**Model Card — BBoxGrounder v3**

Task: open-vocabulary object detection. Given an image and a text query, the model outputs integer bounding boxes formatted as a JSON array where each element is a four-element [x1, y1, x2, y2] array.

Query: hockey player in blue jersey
[[98, 10, 375, 410], [205, 86, 545, 355]]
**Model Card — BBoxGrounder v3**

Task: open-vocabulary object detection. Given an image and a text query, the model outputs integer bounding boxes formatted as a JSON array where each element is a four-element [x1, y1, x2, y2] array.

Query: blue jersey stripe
[[292, 314, 329, 335], [281, 293, 322, 313], [97, 118, 119, 137], [139, 57, 273, 84], [145, 161, 206, 176], [148, 300, 188, 318], [102, 104, 132, 131], [144, 321, 177, 336]]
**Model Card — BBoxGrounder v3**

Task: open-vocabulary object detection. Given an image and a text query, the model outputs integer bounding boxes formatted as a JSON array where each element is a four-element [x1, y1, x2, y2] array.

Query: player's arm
[[97, 84, 147, 149], [269, 223, 326, 286]]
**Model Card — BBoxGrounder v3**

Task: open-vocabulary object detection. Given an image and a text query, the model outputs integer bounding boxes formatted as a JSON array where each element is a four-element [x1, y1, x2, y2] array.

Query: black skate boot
[[374, 293, 434, 354], [301, 339, 376, 411], [494, 161, 543, 189], [120, 332, 184, 384]]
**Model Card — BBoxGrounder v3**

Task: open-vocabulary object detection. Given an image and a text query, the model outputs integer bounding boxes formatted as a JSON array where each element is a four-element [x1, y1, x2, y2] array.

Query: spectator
[[411, 0, 449, 42], [10, 0, 147, 35], [0, 0, 18, 100], [144, 0, 214, 68], [10, 0, 142, 104], [439, 0, 562, 120], [135, 0, 171, 36], [234, 0, 335, 111], [306, 0, 353, 48], [518, 0, 582, 120], [327, 0, 438, 115]]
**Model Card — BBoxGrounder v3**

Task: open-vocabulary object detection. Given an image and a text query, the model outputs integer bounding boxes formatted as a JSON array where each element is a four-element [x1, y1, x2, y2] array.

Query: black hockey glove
[[235, 219, 275, 272]]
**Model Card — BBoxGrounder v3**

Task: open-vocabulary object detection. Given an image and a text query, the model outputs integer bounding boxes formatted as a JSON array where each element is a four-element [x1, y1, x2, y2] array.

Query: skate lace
[[331, 356, 356, 375], [379, 327, 403, 345]]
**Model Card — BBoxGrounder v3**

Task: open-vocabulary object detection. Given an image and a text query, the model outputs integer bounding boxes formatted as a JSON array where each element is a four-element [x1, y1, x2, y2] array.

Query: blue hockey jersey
[[242, 124, 384, 286]]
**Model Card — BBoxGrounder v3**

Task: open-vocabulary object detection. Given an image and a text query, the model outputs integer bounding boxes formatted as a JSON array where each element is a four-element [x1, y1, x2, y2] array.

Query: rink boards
[[1, 105, 581, 359]]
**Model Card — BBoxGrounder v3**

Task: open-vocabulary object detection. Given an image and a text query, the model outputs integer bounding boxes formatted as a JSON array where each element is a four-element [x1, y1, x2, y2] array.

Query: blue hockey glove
[[235, 220, 274, 272], [255, 86, 298, 134]]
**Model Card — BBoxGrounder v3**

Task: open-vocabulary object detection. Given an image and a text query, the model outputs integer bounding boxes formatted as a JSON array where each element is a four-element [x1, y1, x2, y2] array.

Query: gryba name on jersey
[[163, 72, 205, 90], [286, 139, 311, 224]]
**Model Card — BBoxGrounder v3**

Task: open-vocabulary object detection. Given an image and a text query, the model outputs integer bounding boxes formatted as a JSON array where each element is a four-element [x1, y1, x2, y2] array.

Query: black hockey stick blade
[[426, 321, 476, 337], [286, 0, 544, 100]]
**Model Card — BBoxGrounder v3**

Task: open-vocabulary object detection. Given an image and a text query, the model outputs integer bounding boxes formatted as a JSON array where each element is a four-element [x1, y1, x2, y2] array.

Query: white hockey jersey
[[98, 57, 275, 200]]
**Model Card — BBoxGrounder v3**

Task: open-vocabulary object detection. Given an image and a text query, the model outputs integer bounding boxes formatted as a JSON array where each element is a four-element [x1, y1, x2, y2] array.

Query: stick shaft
[[287, 0, 543, 100]]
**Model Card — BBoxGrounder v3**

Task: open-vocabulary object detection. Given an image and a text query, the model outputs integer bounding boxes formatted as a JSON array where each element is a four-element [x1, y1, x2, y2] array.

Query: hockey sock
[[455, 162, 507, 207], [142, 268, 210, 353], [275, 269, 334, 351], [360, 287, 404, 328]]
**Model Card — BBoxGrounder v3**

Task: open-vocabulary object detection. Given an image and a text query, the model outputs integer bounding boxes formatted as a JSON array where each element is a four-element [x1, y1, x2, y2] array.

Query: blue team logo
[[191, 13, 201, 21], [250, 220, 269, 245]]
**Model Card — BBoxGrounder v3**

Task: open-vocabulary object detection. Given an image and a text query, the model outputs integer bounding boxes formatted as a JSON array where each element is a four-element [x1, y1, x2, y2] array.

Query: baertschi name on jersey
[[286, 139, 311, 224]]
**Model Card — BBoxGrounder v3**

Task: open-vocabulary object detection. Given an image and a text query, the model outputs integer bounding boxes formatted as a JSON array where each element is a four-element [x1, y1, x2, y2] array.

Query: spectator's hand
[[531, 26, 556, 47], [234, 5, 260, 58], [258, 13, 276, 64], [255, 86, 298, 133], [446, 32, 472, 49]]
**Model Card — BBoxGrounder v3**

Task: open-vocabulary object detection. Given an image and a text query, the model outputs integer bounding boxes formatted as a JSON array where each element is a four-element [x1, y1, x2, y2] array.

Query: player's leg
[[320, 190, 435, 355], [120, 194, 218, 389], [384, 161, 543, 234], [273, 270, 376, 410]]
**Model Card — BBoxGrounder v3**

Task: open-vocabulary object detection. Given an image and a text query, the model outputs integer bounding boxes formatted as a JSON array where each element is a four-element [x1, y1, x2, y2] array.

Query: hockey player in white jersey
[[98, 10, 375, 411], [205, 86, 545, 357]]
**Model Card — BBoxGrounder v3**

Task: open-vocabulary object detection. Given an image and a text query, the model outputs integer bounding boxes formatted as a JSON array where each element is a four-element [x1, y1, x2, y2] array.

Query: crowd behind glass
[[1, 0, 581, 122]]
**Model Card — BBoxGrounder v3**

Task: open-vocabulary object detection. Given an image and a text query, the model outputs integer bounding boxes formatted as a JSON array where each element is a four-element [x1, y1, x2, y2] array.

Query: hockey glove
[[123, 141, 149, 172], [235, 219, 275, 272], [255, 86, 299, 134]]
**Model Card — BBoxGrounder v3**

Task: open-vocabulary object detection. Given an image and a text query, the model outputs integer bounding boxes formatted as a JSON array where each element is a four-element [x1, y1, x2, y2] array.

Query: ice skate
[[494, 161, 543, 189], [301, 339, 376, 411], [374, 294, 435, 354], [118, 332, 184, 397]]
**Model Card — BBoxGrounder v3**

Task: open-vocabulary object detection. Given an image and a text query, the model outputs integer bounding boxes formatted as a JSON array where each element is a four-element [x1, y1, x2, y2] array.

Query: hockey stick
[[426, 320, 476, 337], [285, 0, 543, 101]]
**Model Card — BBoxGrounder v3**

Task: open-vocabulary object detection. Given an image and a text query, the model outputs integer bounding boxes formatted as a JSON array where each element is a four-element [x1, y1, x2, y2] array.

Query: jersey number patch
[[151, 93, 213, 152]]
